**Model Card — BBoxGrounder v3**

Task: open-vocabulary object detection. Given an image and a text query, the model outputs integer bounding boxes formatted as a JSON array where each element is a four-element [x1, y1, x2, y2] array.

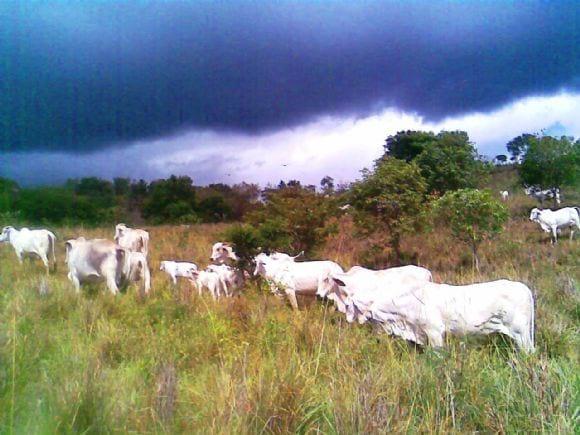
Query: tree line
[[1, 130, 578, 269]]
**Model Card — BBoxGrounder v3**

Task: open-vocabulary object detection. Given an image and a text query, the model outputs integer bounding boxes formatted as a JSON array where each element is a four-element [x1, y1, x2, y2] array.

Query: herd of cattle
[[0, 187, 578, 353]]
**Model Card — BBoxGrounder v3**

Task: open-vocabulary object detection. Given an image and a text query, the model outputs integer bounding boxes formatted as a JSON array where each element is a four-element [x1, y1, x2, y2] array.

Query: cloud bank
[[4, 92, 579, 186], [1, 1, 579, 152]]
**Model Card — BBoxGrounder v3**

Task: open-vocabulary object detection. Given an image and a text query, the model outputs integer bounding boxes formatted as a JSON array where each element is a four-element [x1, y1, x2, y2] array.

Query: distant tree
[[520, 135, 579, 190], [198, 195, 232, 222], [143, 176, 197, 223], [506, 133, 534, 161], [320, 176, 335, 195], [350, 158, 427, 262], [494, 154, 508, 164], [72, 177, 115, 208], [414, 131, 488, 193], [113, 178, 131, 196], [0, 177, 19, 213], [433, 189, 508, 272], [383, 130, 436, 162]]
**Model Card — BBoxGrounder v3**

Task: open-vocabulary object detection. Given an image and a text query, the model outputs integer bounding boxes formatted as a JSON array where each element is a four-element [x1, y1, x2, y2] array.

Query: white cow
[[500, 190, 509, 201], [127, 251, 151, 294], [326, 274, 535, 352], [254, 253, 344, 309], [114, 224, 150, 256], [317, 265, 433, 315], [529, 207, 580, 243], [206, 264, 246, 297], [210, 242, 239, 264], [159, 260, 198, 285], [190, 269, 226, 300], [0, 226, 56, 273], [65, 238, 131, 294]]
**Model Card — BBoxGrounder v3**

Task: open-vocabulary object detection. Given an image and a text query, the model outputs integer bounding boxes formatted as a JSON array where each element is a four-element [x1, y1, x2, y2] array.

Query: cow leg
[[425, 326, 445, 348], [106, 275, 120, 295], [39, 252, 50, 274], [68, 272, 81, 293], [15, 250, 24, 264], [285, 288, 299, 310], [551, 227, 558, 244], [171, 275, 177, 285]]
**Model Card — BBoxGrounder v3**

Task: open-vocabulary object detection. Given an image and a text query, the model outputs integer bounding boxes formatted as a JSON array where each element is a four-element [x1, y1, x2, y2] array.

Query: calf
[[159, 260, 198, 285], [0, 226, 56, 273], [206, 264, 246, 296], [529, 207, 580, 243], [190, 269, 226, 300]]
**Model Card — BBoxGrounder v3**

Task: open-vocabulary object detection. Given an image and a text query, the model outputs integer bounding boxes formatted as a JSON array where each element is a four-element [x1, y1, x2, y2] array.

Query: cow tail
[[48, 232, 57, 272]]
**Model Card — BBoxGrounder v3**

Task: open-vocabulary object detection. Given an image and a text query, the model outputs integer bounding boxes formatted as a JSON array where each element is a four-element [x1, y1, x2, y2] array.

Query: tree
[[113, 178, 131, 196], [506, 133, 534, 161], [519, 135, 579, 191], [414, 131, 488, 193], [320, 176, 335, 195], [494, 154, 508, 164], [142, 176, 197, 223], [383, 130, 436, 162], [246, 184, 336, 256], [433, 189, 508, 272], [350, 157, 427, 262]]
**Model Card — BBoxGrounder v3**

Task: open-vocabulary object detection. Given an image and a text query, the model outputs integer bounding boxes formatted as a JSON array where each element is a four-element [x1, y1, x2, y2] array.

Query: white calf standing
[[159, 261, 198, 285], [206, 264, 246, 297], [190, 269, 226, 300], [0, 226, 56, 273]]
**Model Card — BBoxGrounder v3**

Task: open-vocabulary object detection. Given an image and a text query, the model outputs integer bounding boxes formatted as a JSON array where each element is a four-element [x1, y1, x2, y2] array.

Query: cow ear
[[332, 277, 346, 287]]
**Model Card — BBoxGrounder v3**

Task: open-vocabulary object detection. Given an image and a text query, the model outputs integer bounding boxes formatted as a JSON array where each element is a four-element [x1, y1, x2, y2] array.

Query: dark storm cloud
[[1, 1, 579, 152]]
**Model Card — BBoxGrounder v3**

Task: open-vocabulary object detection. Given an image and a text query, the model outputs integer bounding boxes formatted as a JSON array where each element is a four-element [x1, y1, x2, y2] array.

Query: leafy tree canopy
[[519, 135, 579, 189]]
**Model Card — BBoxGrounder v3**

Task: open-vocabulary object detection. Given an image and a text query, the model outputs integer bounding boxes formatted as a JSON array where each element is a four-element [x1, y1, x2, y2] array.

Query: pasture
[[0, 194, 578, 433]]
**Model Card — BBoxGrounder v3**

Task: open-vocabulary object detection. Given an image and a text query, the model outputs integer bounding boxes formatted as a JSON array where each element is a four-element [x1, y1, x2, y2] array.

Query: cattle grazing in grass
[[325, 273, 535, 352], [206, 264, 247, 297], [159, 261, 198, 285], [65, 238, 130, 294], [0, 226, 56, 273], [317, 265, 433, 316], [114, 223, 150, 256], [190, 269, 226, 300], [529, 207, 580, 243], [524, 186, 561, 206], [254, 252, 344, 309]]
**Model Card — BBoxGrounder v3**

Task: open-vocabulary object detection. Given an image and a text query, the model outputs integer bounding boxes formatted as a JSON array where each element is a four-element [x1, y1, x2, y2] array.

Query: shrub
[[433, 188, 508, 271], [350, 158, 427, 263]]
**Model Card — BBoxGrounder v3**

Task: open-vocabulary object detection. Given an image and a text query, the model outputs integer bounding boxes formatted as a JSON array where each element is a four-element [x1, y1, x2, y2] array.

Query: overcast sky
[[1, 1, 579, 186]]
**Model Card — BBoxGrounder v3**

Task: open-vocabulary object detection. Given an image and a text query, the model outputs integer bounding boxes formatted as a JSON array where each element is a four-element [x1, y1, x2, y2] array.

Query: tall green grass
[[0, 207, 578, 433]]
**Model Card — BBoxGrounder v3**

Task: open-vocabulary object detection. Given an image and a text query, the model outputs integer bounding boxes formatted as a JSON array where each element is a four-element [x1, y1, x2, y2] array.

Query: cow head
[[114, 223, 128, 242], [0, 226, 15, 242], [210, 242, 239, 264], [253, 253, 269, 276], [529, 208, 542, 222]]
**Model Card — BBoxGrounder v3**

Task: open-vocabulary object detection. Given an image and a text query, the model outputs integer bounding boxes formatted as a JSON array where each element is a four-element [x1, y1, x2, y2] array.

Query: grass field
[[0, 191, 578, 433]]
